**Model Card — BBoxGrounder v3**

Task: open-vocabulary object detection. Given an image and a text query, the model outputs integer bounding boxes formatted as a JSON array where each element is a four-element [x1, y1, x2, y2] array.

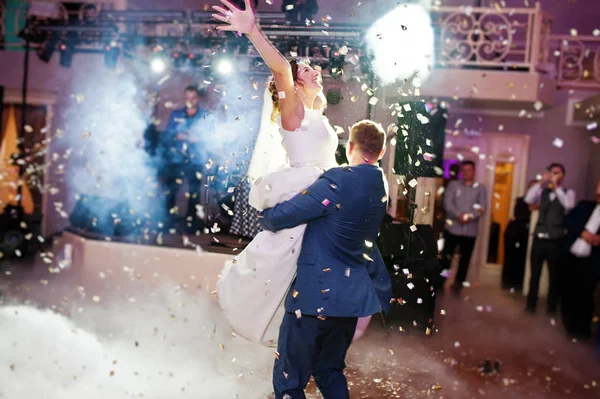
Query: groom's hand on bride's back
[[257, 171, 342, 232]]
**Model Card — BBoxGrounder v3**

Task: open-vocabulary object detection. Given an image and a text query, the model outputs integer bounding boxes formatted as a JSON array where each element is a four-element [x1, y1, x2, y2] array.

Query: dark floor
[[1, 249, 599, 398]]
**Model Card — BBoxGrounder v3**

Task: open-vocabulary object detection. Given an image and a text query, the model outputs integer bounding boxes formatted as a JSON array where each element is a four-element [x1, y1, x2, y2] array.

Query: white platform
[[50, 231, 231, 299]]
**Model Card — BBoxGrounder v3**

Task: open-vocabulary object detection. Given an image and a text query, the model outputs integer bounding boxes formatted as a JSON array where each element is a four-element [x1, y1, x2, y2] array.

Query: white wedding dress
[[217, 95, 338, 347]]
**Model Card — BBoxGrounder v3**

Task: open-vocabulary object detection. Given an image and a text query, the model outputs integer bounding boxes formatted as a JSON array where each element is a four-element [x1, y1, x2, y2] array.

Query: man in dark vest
[[524, 163, 576, 314]]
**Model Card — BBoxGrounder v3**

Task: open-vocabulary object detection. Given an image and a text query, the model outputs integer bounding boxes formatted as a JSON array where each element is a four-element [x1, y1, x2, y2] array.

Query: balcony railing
[[550, 35, 600, 90], [430, 3, 552, 73]]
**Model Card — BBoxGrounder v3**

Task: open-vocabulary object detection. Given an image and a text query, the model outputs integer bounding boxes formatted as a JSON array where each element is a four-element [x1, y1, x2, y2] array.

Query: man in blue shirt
[[160, 85, 213, 232]]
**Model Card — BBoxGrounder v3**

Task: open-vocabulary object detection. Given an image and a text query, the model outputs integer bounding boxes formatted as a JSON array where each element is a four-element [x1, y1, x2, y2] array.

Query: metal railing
[[430, 2, 552, 72], [550, 34, 600, 89]]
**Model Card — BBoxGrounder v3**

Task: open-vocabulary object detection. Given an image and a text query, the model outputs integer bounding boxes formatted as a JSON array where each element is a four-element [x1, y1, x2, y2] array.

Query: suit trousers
[[273, 312, 357, 399], [441, 231, 476, 288], [527, 237, 562, 312], [560, 253, 598, 337]]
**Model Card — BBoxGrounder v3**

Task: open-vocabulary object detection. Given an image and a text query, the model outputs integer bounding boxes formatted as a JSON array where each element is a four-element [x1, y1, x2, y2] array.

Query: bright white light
[[216, 59, 233, 75], [150, 58, 167, 74], [365, 2, 434, 85]]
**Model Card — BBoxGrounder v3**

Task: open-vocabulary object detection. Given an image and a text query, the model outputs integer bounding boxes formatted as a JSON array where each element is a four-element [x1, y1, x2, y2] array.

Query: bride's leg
[[352, 316, 372, 342]]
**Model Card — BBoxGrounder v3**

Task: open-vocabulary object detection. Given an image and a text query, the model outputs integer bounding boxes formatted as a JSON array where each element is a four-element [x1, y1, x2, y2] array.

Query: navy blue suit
[[259, 164, 392, 399]]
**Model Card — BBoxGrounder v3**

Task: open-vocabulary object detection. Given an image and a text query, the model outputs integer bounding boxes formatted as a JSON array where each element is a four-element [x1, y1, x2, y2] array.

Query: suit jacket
[[259, 165, 393, 318], [564, 200, 600, 266]]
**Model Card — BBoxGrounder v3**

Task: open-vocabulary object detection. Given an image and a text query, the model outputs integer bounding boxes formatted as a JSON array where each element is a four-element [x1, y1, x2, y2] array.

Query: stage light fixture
[[150, 57, 167, 74], [329, 50, 345, 77], [104, 44, 120, 69], [215, 58, 233, 75], [59, 42, 74, 68], [36, 31, 61, 63]]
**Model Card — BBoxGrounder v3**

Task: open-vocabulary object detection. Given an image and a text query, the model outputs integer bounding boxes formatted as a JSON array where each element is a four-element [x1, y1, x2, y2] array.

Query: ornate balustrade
[[550, 35, 600, 90], [430, 3, 552, 72]]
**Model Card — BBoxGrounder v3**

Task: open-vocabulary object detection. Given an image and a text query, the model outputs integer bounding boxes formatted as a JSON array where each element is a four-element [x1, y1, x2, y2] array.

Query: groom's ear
[[377, 146, 386, 161], [347, 141, 354, 154]]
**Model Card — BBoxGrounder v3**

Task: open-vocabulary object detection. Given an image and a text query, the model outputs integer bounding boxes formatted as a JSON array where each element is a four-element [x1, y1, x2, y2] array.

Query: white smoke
[[0, 283, 274, 399], [365, 1, 435, 85]]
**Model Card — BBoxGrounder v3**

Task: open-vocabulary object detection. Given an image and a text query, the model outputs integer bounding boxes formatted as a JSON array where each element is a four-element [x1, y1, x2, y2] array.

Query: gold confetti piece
[[321, 289, 330, 293], [323, 267, 331, 272], [425, 327, 431, 335], [440, 309, 446, 315], [292, 290, 299, 298], [432, 383, 442, 392], [381, 196, 388, 203], [301, 189, 307, 195], [350, 95, 359, 102], [219, 344, 225, 350], [317, 315, 327, 320], [399, 326, 405, 332], [388, 349, 394, 355], [274, 351, 280, 359]]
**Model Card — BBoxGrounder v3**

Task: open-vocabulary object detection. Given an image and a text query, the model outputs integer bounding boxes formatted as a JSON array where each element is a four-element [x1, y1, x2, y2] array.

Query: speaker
[[69, 195, 135, 237], [379, 223, 437, 261], [394, 102, 447, 178]]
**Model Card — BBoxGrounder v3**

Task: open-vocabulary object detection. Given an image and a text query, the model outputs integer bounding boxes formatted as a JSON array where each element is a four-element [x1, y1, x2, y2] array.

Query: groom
[[259, 120, 392, 399]]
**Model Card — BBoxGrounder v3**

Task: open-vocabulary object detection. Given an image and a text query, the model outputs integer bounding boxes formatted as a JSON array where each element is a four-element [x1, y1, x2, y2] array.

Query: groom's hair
[[350, 120, 386, 158]]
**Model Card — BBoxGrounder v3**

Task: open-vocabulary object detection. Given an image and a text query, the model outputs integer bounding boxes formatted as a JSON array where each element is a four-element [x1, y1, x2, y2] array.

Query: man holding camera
[[524, 163, 576, 314]]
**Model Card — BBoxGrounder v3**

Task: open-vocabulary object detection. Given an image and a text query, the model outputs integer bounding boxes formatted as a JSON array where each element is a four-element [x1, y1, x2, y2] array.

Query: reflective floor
[[1, 253, 598, 399]]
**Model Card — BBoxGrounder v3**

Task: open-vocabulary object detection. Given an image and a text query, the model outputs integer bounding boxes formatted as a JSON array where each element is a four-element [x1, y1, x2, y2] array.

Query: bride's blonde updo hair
[[268, 59, 300, 122]]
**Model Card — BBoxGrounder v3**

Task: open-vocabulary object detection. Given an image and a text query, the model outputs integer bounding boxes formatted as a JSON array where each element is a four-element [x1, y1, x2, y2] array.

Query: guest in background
[[561, 180, 600, 340], [433, 163, 460, 241], [501, 180, 536, 290], [441, 160, 487, 294], [524, 163, 576, 314], [160, 85, 212, 233]]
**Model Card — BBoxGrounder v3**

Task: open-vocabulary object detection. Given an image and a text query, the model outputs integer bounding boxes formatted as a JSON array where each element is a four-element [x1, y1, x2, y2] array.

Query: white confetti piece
[[552, 137, 564, 148], [278, 91, 286, 99], [407, 282, 415, 290], [533, 101, 543, 111], [408, 178, 418, 188]]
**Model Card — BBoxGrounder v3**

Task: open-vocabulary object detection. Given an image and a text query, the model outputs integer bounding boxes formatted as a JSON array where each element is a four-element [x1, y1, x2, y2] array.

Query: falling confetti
[[553, 137, 564, 148]]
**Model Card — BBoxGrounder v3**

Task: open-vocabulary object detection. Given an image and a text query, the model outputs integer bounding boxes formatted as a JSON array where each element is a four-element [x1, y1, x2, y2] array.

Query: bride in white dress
[[213, 0, 371, 346]]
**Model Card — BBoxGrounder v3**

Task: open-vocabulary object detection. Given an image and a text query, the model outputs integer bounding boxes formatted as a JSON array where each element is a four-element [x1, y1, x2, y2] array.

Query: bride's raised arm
[[213, 0, 302, 127]]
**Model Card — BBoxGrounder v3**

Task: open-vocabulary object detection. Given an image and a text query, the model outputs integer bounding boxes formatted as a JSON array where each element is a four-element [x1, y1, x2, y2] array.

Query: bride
[[213, 0, 375, 346]]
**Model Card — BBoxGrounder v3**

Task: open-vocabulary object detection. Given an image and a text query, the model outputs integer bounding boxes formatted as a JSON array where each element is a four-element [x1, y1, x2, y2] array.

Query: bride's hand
[[212, 0, 256, 34]]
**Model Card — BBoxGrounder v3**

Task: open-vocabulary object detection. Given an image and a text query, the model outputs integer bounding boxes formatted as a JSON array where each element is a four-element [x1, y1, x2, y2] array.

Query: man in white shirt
[[560, 180, 600, 340], [524, 163, 576, 314]]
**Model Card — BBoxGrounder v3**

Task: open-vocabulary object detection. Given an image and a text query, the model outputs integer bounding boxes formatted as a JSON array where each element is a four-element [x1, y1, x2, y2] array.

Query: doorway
[[488, 162, 515, 265]]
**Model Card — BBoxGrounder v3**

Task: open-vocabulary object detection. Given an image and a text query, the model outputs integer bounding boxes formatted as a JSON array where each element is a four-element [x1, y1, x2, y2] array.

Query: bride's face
[[295, 62, 323, 95]]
